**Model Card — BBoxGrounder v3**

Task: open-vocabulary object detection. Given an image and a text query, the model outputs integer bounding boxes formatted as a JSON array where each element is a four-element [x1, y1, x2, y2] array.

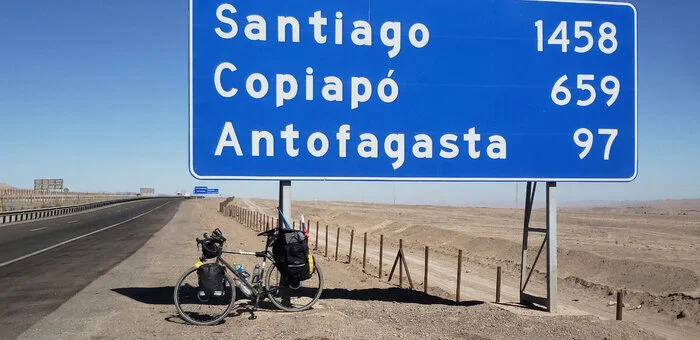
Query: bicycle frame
[[216, 249, 278, 301]]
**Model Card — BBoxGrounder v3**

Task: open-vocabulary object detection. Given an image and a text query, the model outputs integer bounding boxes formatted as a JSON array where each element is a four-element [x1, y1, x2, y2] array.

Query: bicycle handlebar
[[196, 228, 227, 255], [256, 228, 277, 237]]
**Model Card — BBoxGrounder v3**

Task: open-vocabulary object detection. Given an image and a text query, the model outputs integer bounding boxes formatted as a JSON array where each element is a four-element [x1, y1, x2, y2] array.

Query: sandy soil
[[229, 197, 700, 340], [17, 199, 664, 340]]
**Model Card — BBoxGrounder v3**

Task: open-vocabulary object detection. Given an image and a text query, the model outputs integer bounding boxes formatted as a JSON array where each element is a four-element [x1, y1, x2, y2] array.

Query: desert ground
[[227, 196, 700, 339], [19, 198, 670, 340]]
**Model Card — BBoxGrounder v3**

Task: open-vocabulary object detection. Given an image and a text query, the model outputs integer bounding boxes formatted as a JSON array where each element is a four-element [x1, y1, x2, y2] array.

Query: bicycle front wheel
[[173, 266, 236, 326], [265, 259, 323, 312]]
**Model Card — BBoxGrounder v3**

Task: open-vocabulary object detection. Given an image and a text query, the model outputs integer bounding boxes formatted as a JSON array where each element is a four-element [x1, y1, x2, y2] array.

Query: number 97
[[574, 128, 618, 160]]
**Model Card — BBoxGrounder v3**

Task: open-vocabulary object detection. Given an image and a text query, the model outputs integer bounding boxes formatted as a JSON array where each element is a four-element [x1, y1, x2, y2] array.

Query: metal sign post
[[278, 180, 291, 229], [519, 182, 557, 312]]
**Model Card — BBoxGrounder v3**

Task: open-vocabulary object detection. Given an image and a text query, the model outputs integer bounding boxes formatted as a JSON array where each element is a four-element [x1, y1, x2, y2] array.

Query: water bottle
[[233, 278, 253, 297], [234, 264, 251, 280], [252, 264, 261, 284]]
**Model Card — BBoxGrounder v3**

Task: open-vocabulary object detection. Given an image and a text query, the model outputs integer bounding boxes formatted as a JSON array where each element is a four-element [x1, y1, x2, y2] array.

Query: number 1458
[[535, 20, 618, 54]]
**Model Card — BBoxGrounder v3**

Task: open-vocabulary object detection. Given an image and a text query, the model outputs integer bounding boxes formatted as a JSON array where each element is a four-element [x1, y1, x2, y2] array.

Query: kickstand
[[246, 305, 257, 320]]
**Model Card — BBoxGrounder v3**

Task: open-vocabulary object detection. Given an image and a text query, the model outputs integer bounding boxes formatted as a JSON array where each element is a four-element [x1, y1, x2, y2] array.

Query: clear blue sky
[[1, 0, 698, 206]]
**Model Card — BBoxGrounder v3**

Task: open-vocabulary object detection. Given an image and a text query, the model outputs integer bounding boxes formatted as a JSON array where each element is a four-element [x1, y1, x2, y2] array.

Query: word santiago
[[213, 4, 430, 109], [215, 124, 507, 170]]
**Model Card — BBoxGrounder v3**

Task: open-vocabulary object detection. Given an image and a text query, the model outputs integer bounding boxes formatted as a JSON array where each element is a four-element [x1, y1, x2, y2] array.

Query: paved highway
[[0, 198, 182, 339]]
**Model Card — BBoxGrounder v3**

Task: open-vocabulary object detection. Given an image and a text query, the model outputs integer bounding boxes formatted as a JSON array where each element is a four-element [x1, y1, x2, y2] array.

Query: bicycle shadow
[[113, 286, 278, 324], [112, 286, 482, 308], [112, 286, 272, 305], [319, 287, 483, 306]]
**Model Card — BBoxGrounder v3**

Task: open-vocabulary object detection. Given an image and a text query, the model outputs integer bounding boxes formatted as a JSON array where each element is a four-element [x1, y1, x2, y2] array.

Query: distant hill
[[0, 182, 16, 190]]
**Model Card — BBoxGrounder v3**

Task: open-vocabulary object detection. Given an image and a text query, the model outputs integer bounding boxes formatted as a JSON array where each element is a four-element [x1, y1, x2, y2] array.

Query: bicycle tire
[[173, 266, 236, 326], [264, 259, 323, 312]]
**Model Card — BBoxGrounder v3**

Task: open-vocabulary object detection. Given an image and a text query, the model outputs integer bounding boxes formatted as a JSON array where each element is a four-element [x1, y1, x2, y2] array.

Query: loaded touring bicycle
[[173, 209, 323, 325]]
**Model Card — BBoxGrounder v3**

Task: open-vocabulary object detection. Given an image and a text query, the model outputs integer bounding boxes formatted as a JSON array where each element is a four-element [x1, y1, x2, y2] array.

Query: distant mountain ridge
[[0, 182, 17, 190]]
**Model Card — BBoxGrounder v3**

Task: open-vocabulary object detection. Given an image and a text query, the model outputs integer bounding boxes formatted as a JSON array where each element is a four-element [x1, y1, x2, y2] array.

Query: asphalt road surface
[[0, 198, 182, 339]]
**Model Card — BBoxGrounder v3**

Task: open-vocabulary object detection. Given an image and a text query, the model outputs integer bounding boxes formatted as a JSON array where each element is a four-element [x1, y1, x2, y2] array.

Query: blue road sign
[[207, 188, 220, 194], [194, 186, 208, 194], [189, 0, 637, 182]]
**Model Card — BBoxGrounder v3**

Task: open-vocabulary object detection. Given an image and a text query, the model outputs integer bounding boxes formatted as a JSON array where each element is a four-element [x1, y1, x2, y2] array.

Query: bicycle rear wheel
[[265, 259, 323, 312], [174, 266, 236, 325]]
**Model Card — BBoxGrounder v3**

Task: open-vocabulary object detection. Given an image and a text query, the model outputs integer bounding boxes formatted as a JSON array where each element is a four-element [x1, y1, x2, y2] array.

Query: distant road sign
[[34, 179, 64, 191], [194, 186, 208, 195], [140, 188, 155, 195], [189, 0, 637, 182], [207, 188, 219, 194]]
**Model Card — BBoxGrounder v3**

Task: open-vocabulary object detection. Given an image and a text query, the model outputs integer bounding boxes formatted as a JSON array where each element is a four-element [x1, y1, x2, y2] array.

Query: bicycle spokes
[[175, 268, 234, 325]]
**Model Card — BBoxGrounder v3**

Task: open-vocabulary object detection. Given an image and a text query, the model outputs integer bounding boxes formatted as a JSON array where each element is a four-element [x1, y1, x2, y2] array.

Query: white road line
[[66, 220, 79, 224], [30, 227, 48, 232], [0, 201, 171, 269]]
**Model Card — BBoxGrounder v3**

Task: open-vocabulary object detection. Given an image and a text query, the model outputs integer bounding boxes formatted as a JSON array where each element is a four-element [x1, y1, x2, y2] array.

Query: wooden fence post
[[363, 232, 367, 272], [496, 266, 501, 303], [457, 249, 462, 302], [335, 227, 340, 261], [379, 234, 384, 279], [325, 225, 329, 257], [315, 221, 319, 250], [616, 291, 624, 320], [399, 239, 404, 288], [424, 246, 429, 294], [348, 229, 354, 264]]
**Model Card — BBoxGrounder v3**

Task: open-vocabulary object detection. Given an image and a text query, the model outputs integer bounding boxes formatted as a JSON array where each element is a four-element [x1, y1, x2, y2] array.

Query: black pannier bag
[[197, 263, 225, 297], [272, 229, 313, 282]]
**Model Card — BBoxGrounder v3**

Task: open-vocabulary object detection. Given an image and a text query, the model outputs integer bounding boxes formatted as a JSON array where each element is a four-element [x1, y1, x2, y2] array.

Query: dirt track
[[231, 197, 700, 340], [17, 199, 665, 340]]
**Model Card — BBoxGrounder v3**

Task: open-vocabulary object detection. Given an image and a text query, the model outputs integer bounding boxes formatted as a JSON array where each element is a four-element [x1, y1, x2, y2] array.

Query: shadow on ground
[[320, 287, 483, 306], [112, 287, 175, 305], [113, 286, 482, 307]]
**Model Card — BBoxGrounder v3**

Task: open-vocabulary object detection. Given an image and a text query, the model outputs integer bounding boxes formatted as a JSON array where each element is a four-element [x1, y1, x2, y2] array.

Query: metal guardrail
[[0, 196, 183, 225]]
